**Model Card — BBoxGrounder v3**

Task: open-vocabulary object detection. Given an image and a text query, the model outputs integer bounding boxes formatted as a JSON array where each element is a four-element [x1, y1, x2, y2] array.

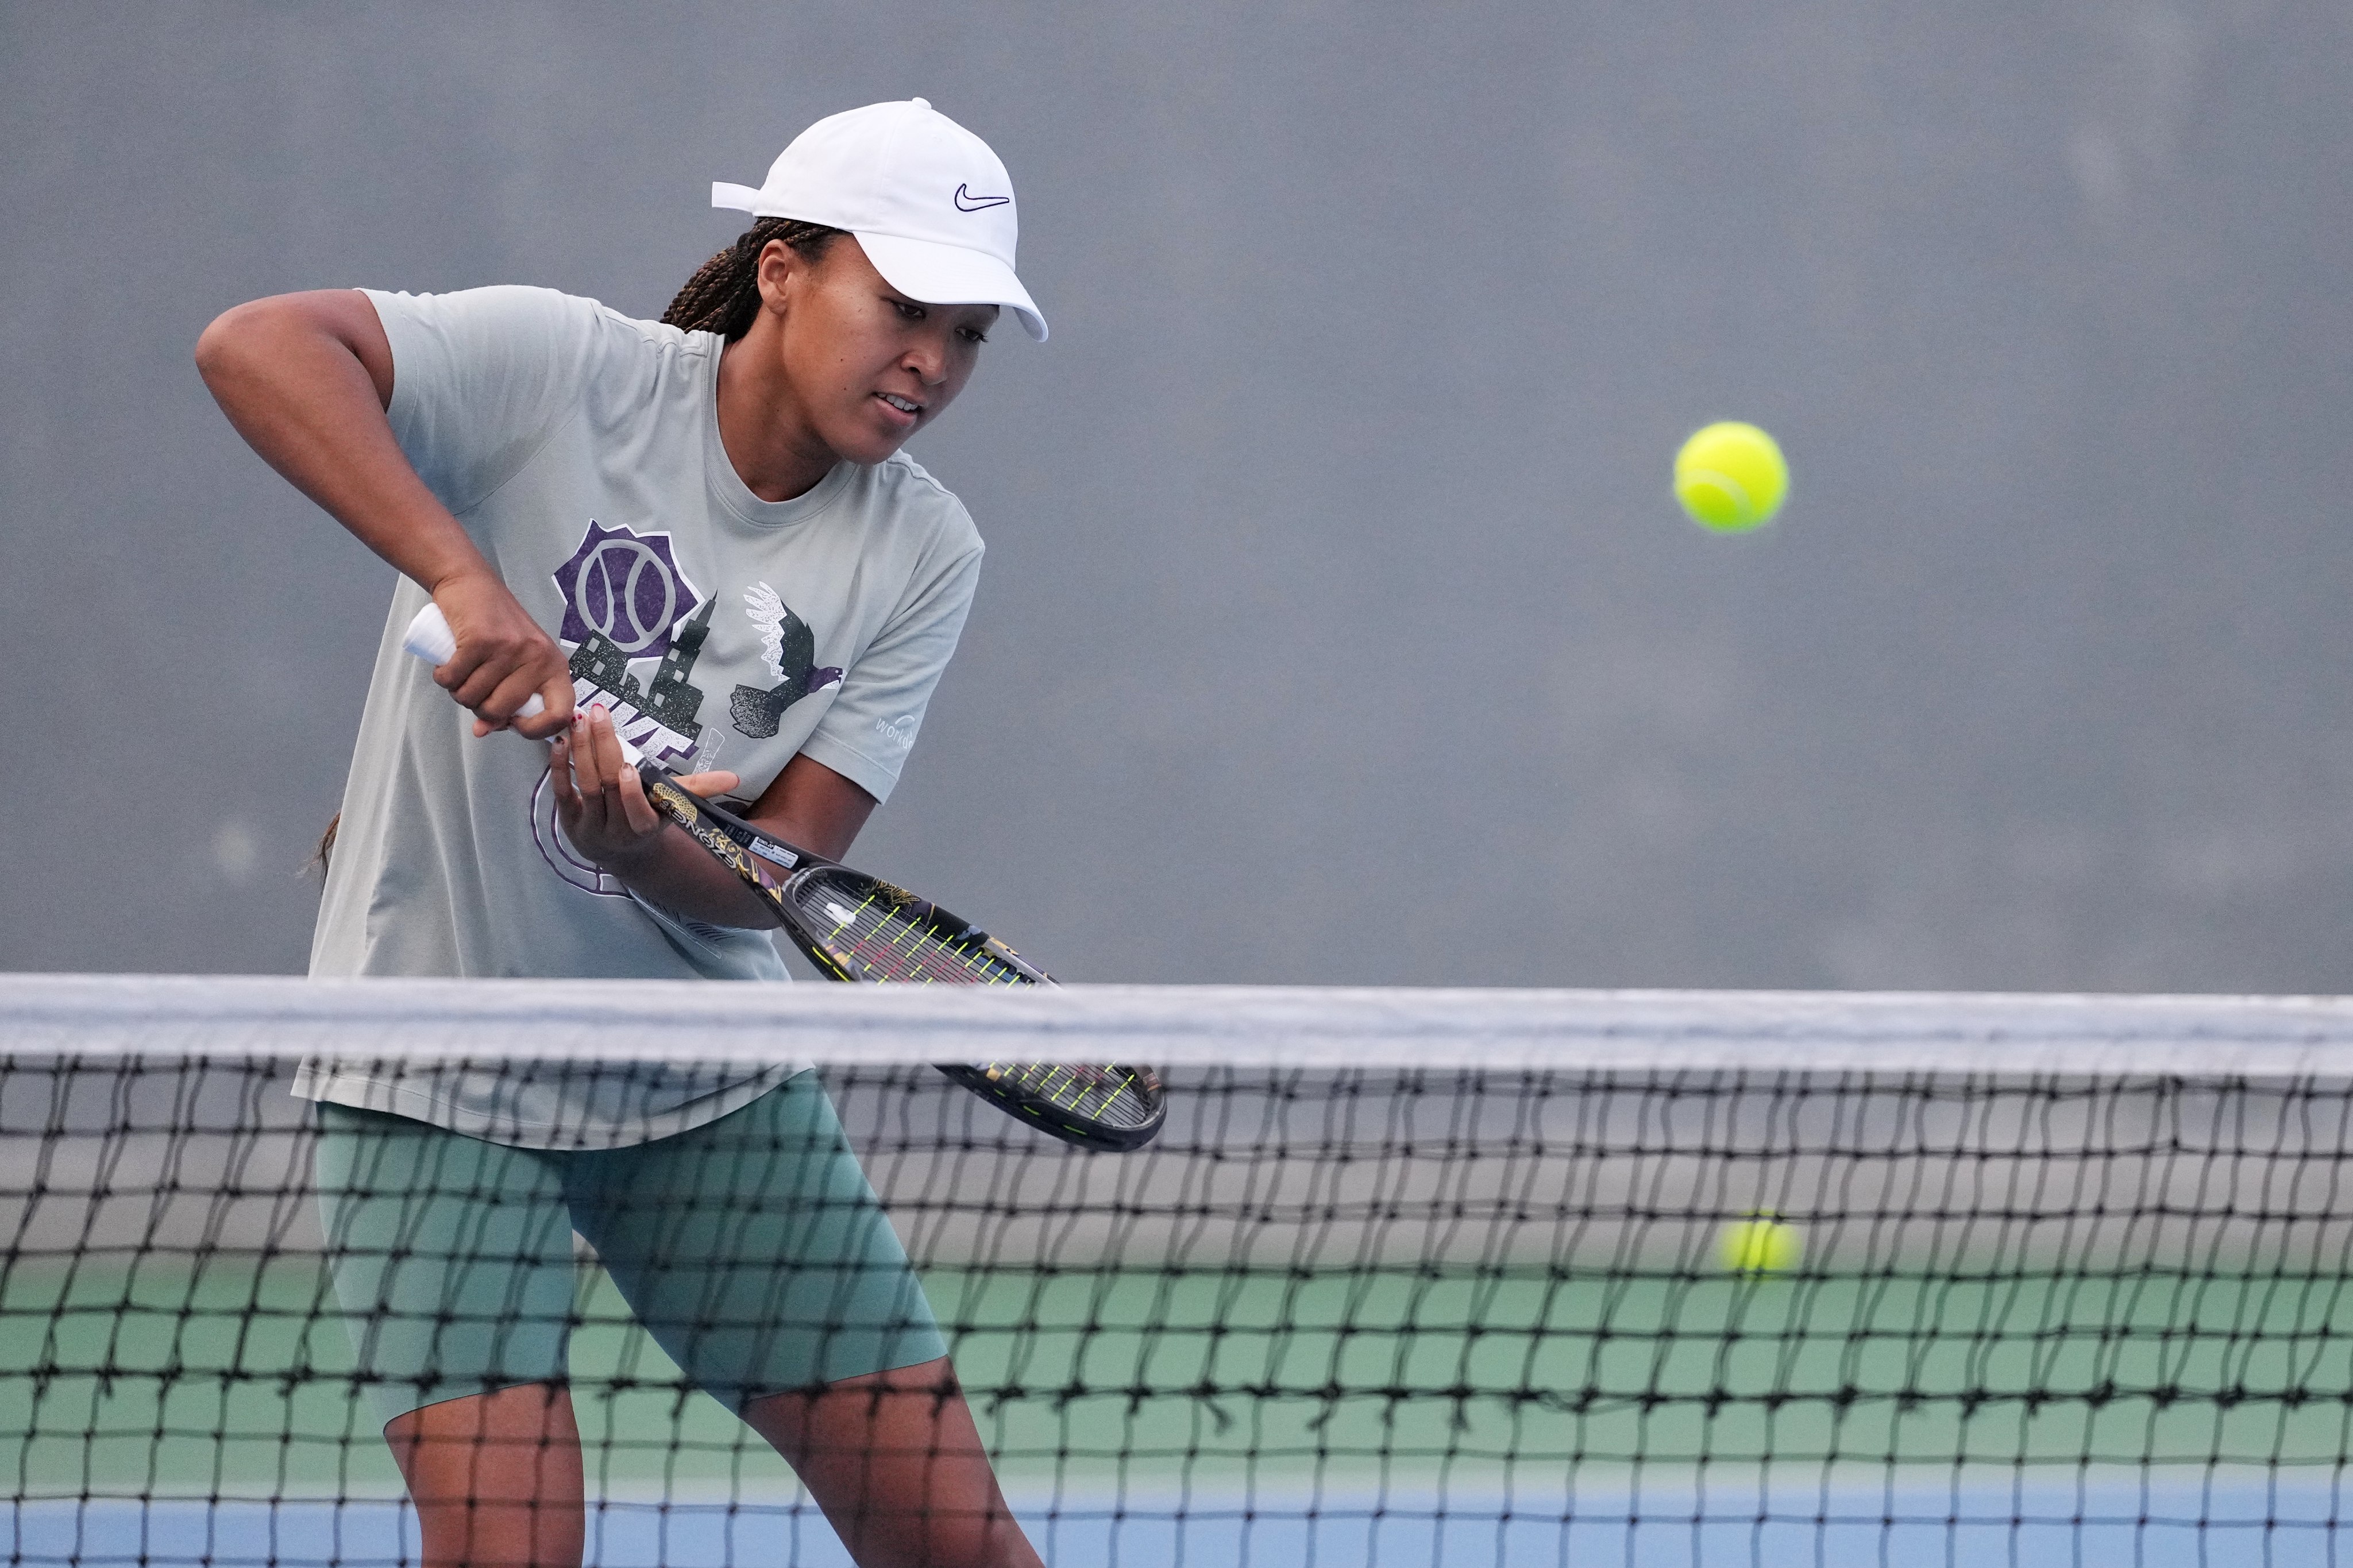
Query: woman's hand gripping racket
[[405, 604, 1166, 1152]]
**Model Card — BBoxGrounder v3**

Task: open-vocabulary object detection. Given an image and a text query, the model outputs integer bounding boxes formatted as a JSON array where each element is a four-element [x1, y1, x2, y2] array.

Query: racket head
[[934, 1061, 1168, 1152], [642, 773, 1167, 1151], [778, 866, 1051, 985]]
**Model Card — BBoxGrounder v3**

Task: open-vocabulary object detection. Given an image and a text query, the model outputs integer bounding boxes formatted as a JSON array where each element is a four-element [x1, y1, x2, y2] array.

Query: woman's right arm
[[195, 289, 573, 736]]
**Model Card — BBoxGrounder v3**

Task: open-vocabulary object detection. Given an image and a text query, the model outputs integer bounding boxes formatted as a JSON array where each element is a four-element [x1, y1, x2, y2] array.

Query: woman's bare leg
[[384, 1383, 584, 1568], [740, 1358, 1041, 1568]]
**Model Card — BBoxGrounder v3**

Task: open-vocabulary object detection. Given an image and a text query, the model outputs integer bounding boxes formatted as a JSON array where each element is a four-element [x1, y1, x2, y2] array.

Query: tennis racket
[[404, 604, 1166, 1152]]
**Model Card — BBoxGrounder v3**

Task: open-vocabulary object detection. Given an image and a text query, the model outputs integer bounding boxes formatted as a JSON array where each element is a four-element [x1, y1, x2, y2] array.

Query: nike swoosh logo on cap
[[954, 184, 1012, 211]]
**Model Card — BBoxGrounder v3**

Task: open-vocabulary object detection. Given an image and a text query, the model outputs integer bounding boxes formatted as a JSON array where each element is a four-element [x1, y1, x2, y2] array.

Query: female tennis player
[[196, 100, 1046, 1568]]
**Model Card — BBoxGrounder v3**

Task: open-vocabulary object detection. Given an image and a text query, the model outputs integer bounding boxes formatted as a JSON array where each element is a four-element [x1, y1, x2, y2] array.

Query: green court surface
[[8, 1253, 2348, 1502]]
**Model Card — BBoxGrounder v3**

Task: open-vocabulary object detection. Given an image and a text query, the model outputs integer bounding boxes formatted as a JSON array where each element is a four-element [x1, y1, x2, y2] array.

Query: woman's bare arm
[[194, 289, 572, 735]]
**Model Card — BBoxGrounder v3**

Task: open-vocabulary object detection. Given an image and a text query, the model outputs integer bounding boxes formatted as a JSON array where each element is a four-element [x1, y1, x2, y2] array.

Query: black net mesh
[[6, 1053, 2351, 1566]]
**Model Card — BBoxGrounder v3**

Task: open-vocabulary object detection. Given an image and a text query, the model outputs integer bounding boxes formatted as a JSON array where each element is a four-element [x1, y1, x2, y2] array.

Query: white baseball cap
[[712, 98, 1047, 342]]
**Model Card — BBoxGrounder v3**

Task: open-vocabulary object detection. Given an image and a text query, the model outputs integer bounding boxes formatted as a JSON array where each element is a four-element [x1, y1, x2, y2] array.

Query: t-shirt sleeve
[[360, 286, 603, 516], [799, 535, 985, 804]]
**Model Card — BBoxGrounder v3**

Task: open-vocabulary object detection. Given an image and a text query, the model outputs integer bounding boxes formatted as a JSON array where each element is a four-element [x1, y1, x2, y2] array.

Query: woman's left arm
[[553, 705, 877, 928], [743, 749, 878, 862]]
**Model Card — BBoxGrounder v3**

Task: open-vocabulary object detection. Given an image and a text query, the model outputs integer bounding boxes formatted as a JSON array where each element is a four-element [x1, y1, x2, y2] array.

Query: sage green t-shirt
[[294, 285, 985, 1149]]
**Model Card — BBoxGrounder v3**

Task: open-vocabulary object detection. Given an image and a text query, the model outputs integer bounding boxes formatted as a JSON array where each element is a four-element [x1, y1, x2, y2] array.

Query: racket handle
[[401, 604, 546, 719]]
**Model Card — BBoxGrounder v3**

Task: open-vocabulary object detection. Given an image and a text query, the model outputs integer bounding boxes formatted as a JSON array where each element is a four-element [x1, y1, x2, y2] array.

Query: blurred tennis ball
[[1674, 421, 1788, 532], [1719, 1213, 1803, 1275]]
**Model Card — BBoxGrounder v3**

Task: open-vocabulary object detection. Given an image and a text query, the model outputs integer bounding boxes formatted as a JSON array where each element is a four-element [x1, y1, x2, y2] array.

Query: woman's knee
[[384, 1384, 586, 1568], [740, 1361, 1040, 1568]]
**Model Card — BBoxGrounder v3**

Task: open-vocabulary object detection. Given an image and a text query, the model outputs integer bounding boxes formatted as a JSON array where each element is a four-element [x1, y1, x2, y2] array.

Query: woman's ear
[[753, 239, 803, 314]]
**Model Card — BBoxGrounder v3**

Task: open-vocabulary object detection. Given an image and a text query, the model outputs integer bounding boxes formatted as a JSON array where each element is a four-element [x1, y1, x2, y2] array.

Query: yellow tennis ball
[[1719, 1214, 1803, 1275], [1674, 421, 1788, 532]]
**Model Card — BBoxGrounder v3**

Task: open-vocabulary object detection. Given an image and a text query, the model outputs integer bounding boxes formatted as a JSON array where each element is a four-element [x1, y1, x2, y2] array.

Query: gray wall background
[[3, 2, 2348, 991]]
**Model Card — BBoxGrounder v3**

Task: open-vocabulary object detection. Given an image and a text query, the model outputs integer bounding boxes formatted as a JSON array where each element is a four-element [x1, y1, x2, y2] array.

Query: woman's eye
[[893, 300, 926, 321], [959, 327, 990, 344]]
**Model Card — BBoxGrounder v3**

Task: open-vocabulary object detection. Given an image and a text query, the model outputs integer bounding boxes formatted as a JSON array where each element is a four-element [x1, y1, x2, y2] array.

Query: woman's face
[[757, 237, 999, 467]]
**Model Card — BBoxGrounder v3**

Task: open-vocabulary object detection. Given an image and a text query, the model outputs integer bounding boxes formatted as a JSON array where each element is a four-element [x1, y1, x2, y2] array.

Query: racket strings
[[784, 870, 1169, 1146], [793, 876, 1030, 985], [981, 1062, 1161, 1129]]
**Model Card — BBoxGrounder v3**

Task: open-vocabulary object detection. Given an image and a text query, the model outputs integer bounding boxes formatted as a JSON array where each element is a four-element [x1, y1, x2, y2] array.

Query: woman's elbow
[[193, 300, 267, 390]]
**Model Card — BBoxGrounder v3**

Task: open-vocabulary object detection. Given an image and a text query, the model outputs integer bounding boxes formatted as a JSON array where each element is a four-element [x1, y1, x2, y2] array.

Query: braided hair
[[662, 217, 847, 339]]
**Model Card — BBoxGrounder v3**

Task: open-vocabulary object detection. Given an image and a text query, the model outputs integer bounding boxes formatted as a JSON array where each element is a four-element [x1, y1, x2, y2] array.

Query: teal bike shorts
[[315, 1072, 947, 1428]]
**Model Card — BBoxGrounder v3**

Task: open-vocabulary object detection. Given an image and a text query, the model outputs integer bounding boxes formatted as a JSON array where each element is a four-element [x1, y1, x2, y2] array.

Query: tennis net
[[7, 975, 2353, 1566]]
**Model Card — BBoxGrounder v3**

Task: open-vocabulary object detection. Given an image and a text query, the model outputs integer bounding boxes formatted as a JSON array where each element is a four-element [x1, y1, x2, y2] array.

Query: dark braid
[[662, 218, 846, 339]]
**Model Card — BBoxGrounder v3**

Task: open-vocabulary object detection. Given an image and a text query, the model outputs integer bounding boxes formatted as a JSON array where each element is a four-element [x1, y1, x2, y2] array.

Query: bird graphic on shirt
[[730, 581, 843, 739]]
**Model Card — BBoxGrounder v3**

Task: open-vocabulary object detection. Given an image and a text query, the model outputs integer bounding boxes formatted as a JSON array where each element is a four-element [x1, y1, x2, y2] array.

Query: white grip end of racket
[[400, 604, 546, 719]]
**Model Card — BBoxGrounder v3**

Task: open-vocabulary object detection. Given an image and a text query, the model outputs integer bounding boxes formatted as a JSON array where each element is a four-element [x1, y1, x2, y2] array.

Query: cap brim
[[854, 230, 1047, 342]]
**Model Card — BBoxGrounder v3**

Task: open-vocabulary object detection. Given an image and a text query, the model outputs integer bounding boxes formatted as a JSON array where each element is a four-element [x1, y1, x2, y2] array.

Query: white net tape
[[5, 972, 2351, 1074]]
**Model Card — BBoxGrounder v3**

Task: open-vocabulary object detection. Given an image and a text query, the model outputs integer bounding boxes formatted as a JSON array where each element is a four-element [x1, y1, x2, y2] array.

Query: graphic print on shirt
[[533, 520, 720, 895], [552, 520, 715, 765], [730, 582, 843, 739]]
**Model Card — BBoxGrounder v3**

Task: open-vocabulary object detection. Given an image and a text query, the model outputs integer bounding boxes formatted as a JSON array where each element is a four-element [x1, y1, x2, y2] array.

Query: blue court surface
[[10, 1474, 2344, 1567]]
